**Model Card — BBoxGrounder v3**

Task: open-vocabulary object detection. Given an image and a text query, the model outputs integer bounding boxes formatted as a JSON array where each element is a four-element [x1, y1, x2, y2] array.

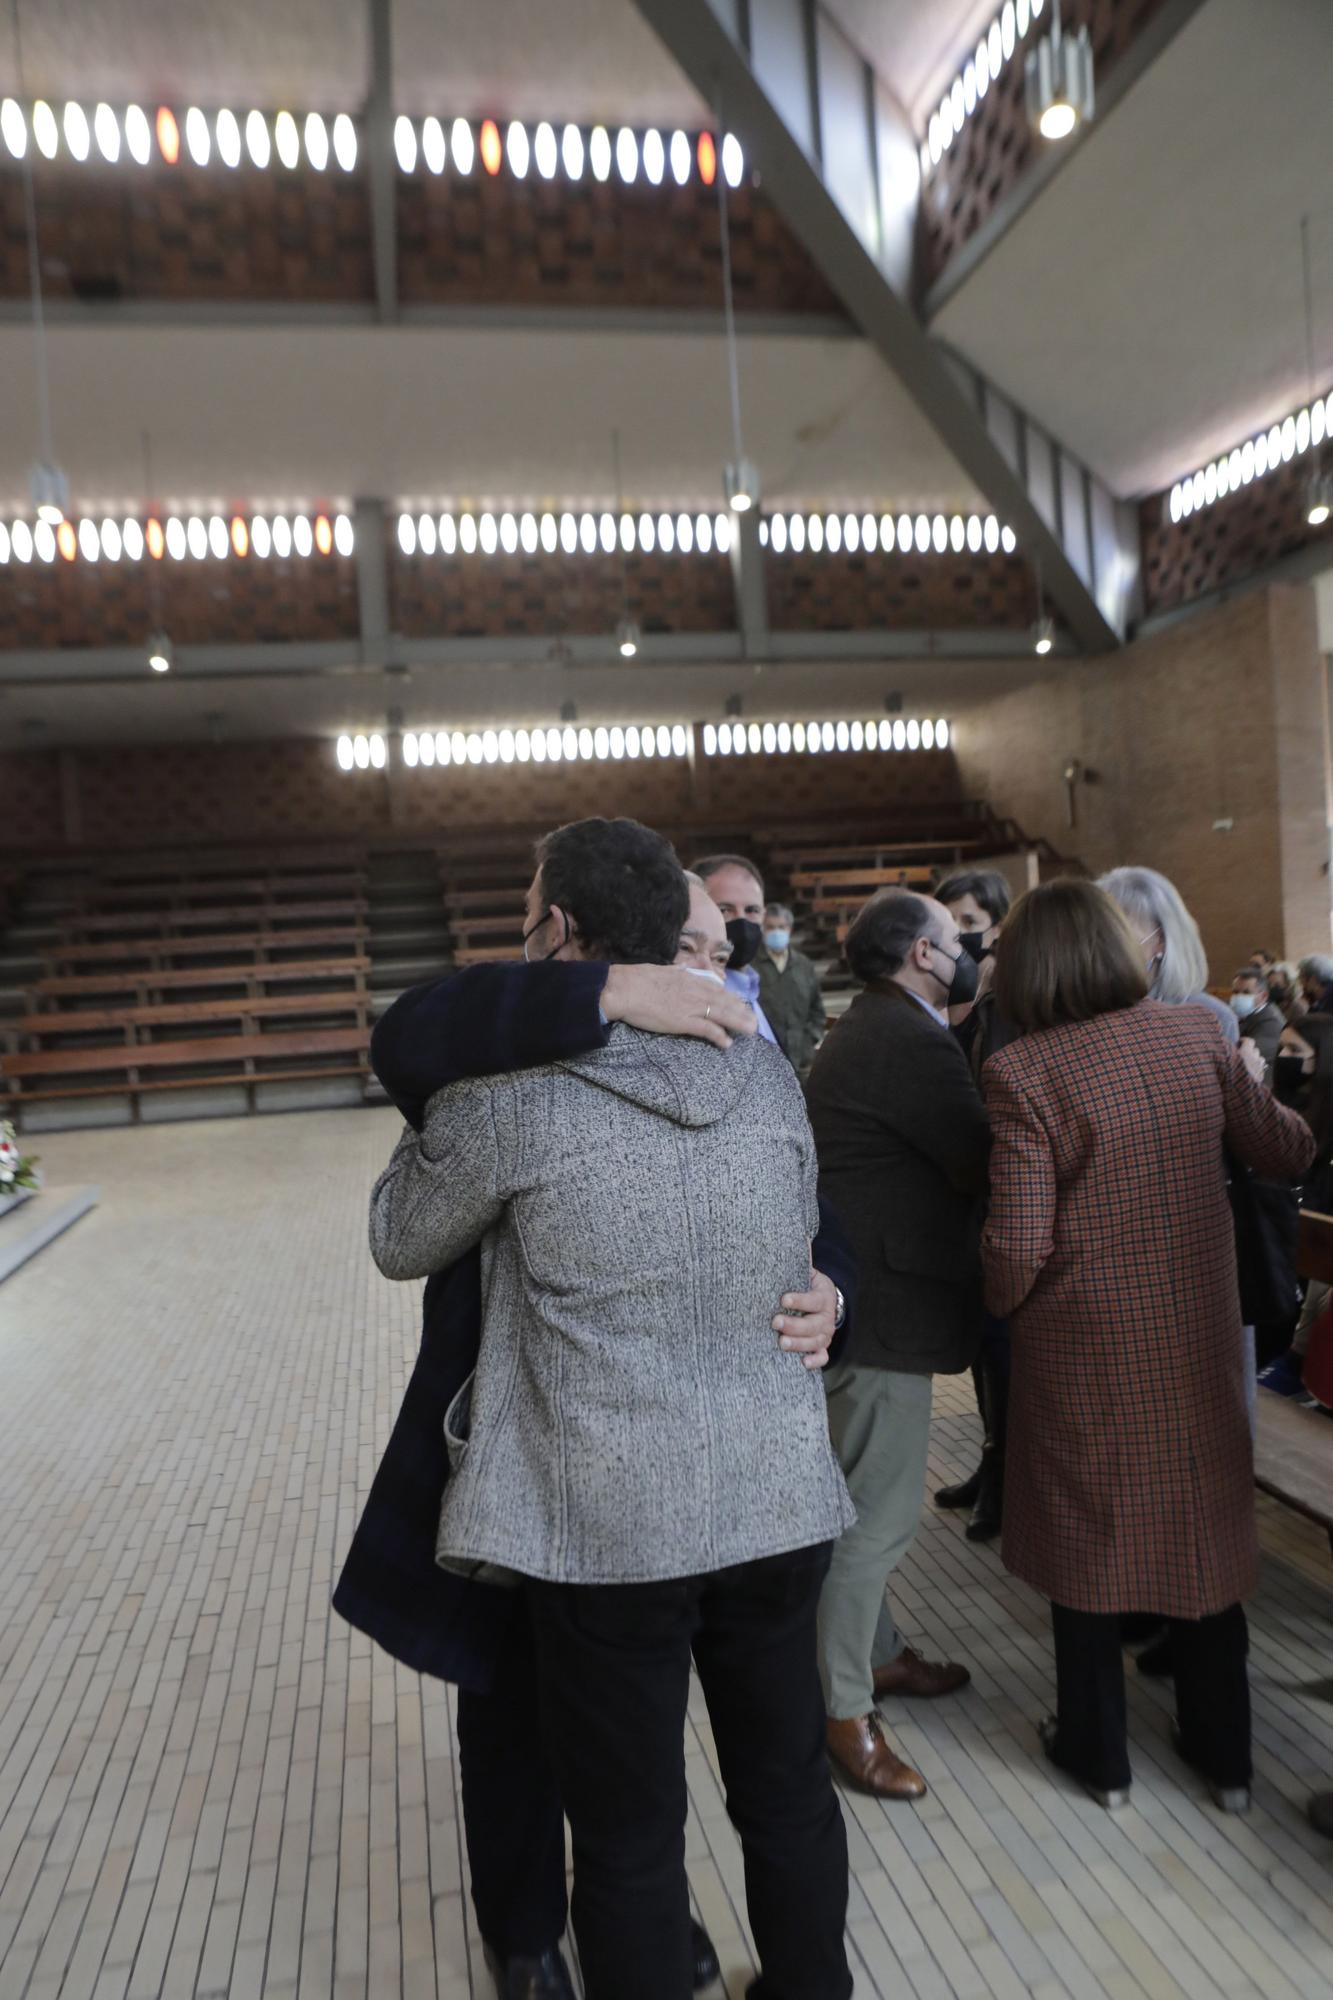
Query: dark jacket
[[805, 981, 991, 1375], [756, 945, 826, 1070], [334, 961, 859, 1690], [1240, 999, 1284, 1083]]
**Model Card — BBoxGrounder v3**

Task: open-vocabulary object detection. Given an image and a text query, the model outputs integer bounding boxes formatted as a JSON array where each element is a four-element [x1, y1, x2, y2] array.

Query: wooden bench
[[42, 926, 366, 974], [448, 913, 526, 948], [31, 956, 372, 1006], [8, 991, 368, 1048], [1, 1026, 371, 1117], [442, 887, 527, 914], [55, 871, 368, 913], [58, 898, 368, 939], [790, 866, 937, 893], [1254, 1209, 1333, 1540], [449, 945, 514, 967]]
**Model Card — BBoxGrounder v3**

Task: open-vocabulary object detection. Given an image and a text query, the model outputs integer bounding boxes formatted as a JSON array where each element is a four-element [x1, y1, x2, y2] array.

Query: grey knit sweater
[[369, 1025, 854, 1584]]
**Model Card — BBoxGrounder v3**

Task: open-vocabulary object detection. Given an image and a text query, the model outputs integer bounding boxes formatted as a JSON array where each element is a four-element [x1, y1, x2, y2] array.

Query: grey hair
[[1299, 953, 1333, 986], [765, 902, 795, 926], [1098, 866, 1208, 1004]]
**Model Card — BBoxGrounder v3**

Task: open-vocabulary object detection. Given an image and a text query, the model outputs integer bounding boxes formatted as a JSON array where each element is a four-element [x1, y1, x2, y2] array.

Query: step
[[0, 1185, 100, 1282]]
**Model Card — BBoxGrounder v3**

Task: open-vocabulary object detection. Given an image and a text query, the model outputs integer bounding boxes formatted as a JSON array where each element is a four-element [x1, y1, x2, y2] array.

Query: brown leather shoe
[[826, 1714, 927, 1799], [872, 1646, 970, 1701]]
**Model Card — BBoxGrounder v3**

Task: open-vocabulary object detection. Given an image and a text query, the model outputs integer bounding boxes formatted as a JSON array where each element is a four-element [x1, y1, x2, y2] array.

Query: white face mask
[[683, 965, 726, 987], [1229, 992, 1258, 1019]]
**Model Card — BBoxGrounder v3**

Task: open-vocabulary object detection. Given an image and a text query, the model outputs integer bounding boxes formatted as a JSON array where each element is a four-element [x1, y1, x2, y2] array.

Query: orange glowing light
[[697, 131, 716, 186], [156, 106, 180, 165], [230, 516, 249, 557], [314, 513, 333, 555], [480, 118, 502, 176], [146, 518, 165, 559], [56, 521, 77, 561]]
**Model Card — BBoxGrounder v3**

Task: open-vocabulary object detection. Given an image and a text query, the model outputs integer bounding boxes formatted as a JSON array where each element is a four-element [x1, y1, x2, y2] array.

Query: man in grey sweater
[[371, 817, 854, 2000]]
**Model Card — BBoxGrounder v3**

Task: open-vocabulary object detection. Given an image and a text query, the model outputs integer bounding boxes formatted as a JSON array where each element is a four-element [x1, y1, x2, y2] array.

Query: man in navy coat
[[336, 953, 857, 1999]]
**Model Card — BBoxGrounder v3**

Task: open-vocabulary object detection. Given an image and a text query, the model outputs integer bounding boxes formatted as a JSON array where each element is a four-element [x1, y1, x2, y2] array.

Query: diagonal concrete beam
[[632, 0, 1136, 652]]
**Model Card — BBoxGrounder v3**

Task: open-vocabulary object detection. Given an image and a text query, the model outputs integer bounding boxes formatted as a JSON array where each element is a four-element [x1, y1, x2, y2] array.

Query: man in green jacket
[[756, 902, 827, 1071]]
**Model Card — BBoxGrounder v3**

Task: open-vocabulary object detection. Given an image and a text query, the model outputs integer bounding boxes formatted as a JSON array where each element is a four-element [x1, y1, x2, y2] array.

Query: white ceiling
[[0, 321, 982, 516], [0, 0, 707, 127], [932, 0, 1333, 497], [0, 651, 1057, 750], [824, 0, 997, 121]]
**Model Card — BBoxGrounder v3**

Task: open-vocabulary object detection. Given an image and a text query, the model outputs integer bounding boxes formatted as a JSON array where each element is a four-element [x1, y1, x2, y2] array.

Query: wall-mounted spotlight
[[1033, 616, 1055, 656], [147, 629, 174, 673], [1309, 470, 1333, 528], [616, 616, 641, 659], [723, 457, 761, 514]]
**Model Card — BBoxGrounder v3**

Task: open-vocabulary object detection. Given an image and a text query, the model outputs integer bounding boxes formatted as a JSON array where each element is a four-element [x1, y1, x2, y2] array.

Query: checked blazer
[[982, 998, 1314, 1619]]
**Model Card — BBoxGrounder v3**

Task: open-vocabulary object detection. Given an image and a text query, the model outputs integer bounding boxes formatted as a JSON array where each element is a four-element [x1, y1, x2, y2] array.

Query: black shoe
[[1119, 1613, 1167, 1645], [483, 1944, 576, 1999], [935, 1465, 981, 1511], [1038, 1717, 1131, 1810], [692, 1916, 721, 1990], [1170, 1721, 1250, 1813], [1135, 1633, 1175, 1678], [965, 1446, 1002, 1541]]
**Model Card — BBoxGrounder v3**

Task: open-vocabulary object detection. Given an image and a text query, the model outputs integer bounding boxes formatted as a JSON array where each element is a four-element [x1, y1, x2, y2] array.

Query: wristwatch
[[833, 1285, 846, 1330]]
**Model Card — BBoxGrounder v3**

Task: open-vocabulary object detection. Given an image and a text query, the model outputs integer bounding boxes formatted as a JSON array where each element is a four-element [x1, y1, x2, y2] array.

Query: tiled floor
[[3, 1108, 1333, 2000]]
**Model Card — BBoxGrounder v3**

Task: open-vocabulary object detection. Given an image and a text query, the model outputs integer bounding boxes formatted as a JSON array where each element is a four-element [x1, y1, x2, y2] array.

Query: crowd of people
[[336, 816, 1327, 2000]]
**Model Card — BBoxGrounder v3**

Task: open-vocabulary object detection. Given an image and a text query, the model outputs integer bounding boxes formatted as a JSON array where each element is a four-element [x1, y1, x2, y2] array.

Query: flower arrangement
[[0, 1121, 40, 1195]]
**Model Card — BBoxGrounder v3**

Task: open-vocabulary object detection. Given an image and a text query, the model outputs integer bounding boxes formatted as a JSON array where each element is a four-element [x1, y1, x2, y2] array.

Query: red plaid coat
[[982, 999, 1314, 1618]]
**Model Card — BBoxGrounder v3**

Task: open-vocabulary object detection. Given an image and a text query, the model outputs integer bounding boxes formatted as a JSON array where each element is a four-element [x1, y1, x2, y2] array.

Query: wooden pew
[[42, 926, 365, 974], [31, 956, 372, 1007], [1254, 1209, 1333, 1539], [8, 991, 368, 1048], [789, 866, 937, 894], [59, 898, 368, 939], [1, 1026, 371, 1116], [59, 871, 368, 913]]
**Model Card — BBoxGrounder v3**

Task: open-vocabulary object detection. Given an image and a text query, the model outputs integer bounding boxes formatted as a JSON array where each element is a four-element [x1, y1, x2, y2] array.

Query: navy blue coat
[[333, 961, 858, 1692]]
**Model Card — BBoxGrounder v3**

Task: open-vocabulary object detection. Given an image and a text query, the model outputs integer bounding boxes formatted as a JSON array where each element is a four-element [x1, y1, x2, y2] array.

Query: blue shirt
[[726, 964, 778, 1044]]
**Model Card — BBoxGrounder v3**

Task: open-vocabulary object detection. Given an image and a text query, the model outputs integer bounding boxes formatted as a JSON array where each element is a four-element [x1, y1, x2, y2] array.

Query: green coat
[[756, 945, 826, 1070]]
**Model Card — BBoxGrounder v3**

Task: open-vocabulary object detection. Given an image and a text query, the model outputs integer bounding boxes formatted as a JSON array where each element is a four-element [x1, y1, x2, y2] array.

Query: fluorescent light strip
[[0, 98, 358, 171], [390, 118, 740, 187], [1168, 390, 1333, 523], [352, 723, 695, 771], [398, 509, 1016, 558], [923, 0, 1044, 177], [703, 718, 949, 755], [0, 511, 355, 564]]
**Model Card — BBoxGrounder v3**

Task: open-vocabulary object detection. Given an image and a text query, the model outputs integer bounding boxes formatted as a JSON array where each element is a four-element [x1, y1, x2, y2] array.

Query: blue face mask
[[764, 928, 791, 954]]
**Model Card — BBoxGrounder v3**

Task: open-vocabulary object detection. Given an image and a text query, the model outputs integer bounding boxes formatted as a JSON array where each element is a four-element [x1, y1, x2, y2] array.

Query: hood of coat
[[558, 1023, 768, 1129]]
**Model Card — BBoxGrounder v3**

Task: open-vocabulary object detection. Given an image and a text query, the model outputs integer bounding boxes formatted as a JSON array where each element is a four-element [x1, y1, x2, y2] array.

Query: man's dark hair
[[535, 817, 688, 964], [1235, 964, 1270, 995], [691, 852, 766, 899], [845, 889, 936, 984], [935, 868, 1012, 927]]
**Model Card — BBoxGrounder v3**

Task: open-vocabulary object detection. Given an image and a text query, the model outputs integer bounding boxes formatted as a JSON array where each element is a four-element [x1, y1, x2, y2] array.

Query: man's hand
[[773, 1267, 840, 1371], [601, 965, 757, 1049]]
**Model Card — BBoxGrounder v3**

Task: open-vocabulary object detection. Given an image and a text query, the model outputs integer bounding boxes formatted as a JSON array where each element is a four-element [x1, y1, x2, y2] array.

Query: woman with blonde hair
[[981, 879, 1312, 1812], [1098, 864, 1238, 1042]]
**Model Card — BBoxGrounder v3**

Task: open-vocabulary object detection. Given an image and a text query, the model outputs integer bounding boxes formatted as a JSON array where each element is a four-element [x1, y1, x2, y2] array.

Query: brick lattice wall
[[0, 157, 843, 317], [921, 0, 1175, 291], [768, 549, 1034, 631], [1139, 455, 1329, 616], [0, 741, 960, 854]]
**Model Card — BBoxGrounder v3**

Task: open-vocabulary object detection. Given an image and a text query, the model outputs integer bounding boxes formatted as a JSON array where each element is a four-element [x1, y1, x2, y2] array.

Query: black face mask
[[957, 931, 989, 965], [1274, 1053, 1310, 1102], [929, 939, 979, 1006], [725, 917, 763, 970]]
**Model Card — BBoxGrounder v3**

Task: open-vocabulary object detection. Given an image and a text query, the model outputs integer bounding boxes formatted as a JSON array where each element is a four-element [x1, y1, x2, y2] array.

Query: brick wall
[[390, 543, 737, 640], [0, 156, 842, 318], [921, 0, 1176, 292], [949, 581, 1330, 971], [768, 549, 1033, 632], [0, 740, 960, 857], [1140, 454, 1328, 617], [0, 548, 360, 649]]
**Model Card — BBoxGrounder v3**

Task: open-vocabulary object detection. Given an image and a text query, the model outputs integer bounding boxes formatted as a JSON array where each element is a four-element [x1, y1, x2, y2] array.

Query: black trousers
[[529, 1542, 852, 2000], [456, 1601, 568, 1959], [1051, 1601, 1251, 1792]]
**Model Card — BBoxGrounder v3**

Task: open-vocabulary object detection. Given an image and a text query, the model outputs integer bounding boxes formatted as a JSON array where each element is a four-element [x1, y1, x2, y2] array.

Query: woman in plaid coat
[[982, 881, 1313, 1811]]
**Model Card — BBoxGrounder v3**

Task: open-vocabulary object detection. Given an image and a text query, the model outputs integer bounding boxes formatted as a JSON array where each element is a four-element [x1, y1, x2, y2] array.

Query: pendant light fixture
[[1031, 560, 1054, 654], [1300, 215, 1331, 529], [714, 102, 759, 515], [142, 431, 174, 673], [611, 428, 641, 658], [12, 0, 69, 523], [1025, 0, 1094, 143]]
